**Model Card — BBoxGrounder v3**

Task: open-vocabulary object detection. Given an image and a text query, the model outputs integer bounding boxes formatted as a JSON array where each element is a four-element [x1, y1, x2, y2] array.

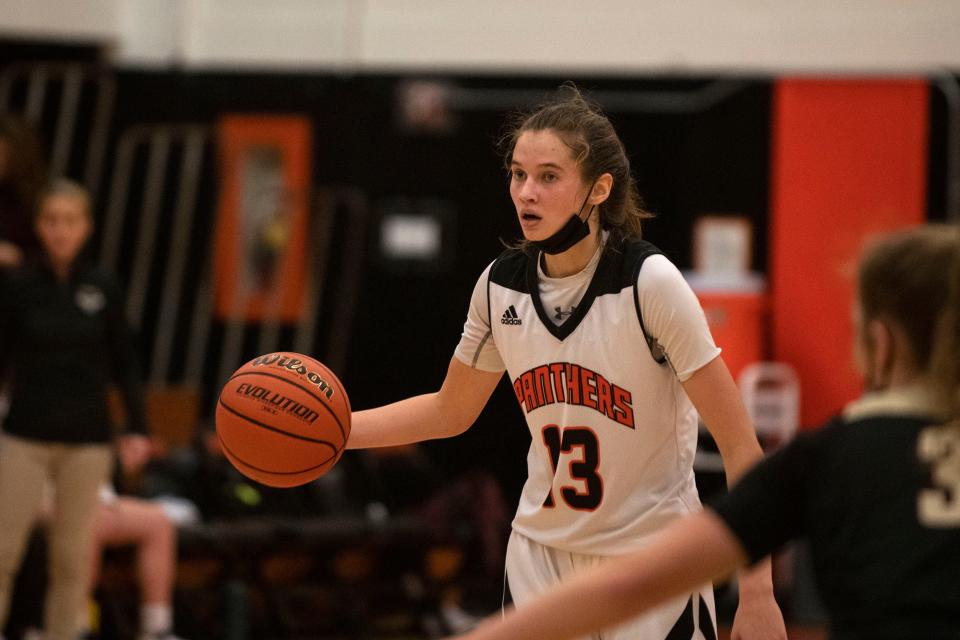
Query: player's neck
[[887, 364, 924, 391], [43, 255, 75, 282], [541, 232, 601, 278], [870, 359, 922, 393]]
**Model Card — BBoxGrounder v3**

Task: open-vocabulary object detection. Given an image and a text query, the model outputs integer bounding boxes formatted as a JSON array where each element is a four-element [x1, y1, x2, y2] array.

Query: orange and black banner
[[213, 115, 313, 322]]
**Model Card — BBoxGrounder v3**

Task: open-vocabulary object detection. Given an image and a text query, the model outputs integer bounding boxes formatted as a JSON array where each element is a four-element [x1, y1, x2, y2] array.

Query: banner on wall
[[213, 115, 312, 322], [769, 79, 928, 429]]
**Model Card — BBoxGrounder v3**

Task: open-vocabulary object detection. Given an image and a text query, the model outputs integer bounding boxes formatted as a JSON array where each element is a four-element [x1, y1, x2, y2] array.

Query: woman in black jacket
[[0, 179, 151, 640]]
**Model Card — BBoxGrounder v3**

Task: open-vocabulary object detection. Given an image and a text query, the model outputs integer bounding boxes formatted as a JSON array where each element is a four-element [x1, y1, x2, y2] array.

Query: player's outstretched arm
[[456, 511, 746, 640], [682, 356, 786, 639], [347, 356, 502, 449]]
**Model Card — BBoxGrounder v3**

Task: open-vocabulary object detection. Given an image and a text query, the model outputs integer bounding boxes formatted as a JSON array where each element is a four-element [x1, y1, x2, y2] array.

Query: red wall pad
[[769, 79, 928, 429]]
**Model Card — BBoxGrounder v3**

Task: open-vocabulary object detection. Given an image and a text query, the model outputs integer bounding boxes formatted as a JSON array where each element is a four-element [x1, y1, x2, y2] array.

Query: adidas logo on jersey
[[501, 305, 522, 325]]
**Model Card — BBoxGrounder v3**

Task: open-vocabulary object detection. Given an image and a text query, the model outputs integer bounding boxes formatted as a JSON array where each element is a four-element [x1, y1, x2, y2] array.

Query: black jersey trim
[[665, 596, 694, 639], [629, 243, 668, 365], [663, 592, 716, 639], [487, 240, 667, 355], [526, 240, 632, 341], [488, 249, 530, 293]]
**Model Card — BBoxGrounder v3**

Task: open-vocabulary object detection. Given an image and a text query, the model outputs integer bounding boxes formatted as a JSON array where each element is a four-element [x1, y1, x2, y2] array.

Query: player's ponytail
[[500, 83, 653, 250]]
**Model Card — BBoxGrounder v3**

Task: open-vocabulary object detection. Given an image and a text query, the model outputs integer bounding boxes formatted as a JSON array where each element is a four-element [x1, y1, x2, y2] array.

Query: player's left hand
[[118, 433, 153, 473], [730, 590, 787, 640]]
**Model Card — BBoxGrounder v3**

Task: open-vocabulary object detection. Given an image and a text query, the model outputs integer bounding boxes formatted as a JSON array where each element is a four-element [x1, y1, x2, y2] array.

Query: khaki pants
[[0, 434, 112, 640]]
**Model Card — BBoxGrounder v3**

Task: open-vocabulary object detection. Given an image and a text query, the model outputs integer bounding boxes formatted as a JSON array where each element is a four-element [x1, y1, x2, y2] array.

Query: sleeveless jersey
[[456, 240, 720, 556]]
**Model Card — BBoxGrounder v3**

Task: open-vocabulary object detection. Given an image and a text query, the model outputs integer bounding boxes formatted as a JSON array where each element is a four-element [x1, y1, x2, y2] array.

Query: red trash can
[[685, 273, 767, 383]]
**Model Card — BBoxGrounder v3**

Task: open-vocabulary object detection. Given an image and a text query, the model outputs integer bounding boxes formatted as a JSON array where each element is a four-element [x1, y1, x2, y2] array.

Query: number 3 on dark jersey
[[918, 425, 960, 527], [541, 425, 604, 511]]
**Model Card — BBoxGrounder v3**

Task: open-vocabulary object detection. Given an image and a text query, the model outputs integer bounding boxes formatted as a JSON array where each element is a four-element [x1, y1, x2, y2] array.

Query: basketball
[[216, 352, 351, 488]]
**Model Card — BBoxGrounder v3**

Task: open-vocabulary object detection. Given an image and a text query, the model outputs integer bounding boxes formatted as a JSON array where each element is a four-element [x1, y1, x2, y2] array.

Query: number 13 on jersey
[[541, 425, 604, 511]]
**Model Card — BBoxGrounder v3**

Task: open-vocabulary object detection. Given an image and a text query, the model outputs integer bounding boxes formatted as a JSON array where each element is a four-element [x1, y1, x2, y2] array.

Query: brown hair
[[499, 83, 652, 249], [858, 224, 960, 400]]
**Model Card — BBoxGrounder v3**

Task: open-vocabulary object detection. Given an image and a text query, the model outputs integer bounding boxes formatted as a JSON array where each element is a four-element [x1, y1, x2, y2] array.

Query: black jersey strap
[[630, 245, 668, 365]]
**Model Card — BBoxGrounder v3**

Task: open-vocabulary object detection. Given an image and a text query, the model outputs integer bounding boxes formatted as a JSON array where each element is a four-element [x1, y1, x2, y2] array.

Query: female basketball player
[[0, 179, 152, 640], [452, 224, 960, 640], [348, 85, 786, 639]]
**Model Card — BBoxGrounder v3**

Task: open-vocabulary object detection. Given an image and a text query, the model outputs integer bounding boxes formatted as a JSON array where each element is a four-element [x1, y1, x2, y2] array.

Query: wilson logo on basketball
[[250, 354, 335, 399], [235, 382, 320, 424]]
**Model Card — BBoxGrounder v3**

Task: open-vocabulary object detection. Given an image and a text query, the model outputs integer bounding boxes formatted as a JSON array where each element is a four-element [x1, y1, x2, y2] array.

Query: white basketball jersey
[[461, 241, 714, 556]]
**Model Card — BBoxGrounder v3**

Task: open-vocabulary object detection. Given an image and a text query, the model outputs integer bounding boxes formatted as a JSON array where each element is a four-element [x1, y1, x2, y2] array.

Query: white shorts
[[505, 530, 717, 640]]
